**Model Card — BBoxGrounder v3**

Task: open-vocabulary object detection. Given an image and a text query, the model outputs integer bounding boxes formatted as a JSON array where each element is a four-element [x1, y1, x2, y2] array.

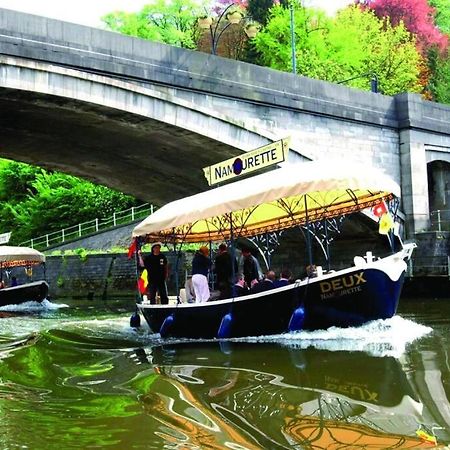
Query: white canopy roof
[[0, 245, 46, 267], [133, 160, 400, 243]]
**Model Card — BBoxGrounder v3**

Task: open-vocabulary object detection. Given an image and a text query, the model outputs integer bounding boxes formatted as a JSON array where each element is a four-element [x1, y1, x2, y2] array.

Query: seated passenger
[[306, 264, 318, 278], [274, 269, 292, 288], [251, 270, 276, 293], [233, 277, 249, 297]]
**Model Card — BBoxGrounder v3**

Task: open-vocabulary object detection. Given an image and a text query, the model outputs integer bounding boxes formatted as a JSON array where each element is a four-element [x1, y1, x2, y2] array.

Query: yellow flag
[[378, 212, 394, 235], [140, 269, 148, 288], [416, 428, 437, 445]]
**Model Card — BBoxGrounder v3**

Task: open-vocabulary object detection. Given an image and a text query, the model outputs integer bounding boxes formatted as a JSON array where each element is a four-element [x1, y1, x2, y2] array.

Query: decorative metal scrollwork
[[249, 231, 284, 270]]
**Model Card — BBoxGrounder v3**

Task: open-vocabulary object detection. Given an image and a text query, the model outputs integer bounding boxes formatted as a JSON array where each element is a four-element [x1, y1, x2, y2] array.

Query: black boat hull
[[138, 252, 408, 339], [0, 281, 49, 307]]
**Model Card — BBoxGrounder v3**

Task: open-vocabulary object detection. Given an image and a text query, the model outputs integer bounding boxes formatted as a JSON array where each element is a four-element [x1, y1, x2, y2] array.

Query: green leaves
[[0, 160, 138, 245], [102, 0, 205, 49], [254, 4, 422, 95]]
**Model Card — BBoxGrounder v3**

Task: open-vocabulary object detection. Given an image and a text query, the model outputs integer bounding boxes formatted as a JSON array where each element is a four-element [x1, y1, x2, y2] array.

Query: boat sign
[[203, 137, 290, 186], [0, 232, 11, 245]]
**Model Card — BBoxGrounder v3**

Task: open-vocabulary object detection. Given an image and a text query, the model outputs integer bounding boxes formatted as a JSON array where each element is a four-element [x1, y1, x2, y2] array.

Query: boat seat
[[353, 256, 366, 267]]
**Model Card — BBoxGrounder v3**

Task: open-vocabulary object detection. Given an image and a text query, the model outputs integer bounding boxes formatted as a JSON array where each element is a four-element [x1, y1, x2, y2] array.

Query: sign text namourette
[[203, 137, 290, 186]]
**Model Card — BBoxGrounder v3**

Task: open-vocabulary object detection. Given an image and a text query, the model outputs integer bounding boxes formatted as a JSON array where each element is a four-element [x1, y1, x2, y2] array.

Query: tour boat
[[131, 160, 414, 339], [0, 245, 49, 306]]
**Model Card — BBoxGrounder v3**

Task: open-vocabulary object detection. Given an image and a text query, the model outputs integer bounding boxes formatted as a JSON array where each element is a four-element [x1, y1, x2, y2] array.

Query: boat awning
[[133, 160, 400, 243], [0, 245, 46, 268]]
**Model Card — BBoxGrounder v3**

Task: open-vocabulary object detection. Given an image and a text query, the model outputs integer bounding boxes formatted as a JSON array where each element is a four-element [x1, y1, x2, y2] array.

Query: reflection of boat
[[146, 343, 442, 449], [132, 161, 415, 338], [0, 246, 48, 306]]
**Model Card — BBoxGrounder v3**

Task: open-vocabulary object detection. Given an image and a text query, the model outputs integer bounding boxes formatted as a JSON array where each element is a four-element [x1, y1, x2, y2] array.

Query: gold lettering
[[332, 279, 342, 290], [320, 282, 332, 293], [354, 272, 366, 285], [365, 390, 379, 402], [342, 276, 355, 288], [350, 386, 365, 400]]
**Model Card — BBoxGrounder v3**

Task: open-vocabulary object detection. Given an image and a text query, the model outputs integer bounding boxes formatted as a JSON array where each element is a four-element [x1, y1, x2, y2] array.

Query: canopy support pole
[[305, 195, 313, 268]]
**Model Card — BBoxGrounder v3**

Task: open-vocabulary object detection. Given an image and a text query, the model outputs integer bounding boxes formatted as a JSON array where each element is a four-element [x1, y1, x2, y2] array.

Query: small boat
[[0, 245, 49, 306], [131, 160, 415, 339]]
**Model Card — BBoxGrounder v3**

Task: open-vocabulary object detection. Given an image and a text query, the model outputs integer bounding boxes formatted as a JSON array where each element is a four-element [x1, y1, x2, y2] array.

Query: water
[[0, 297, 449, 449]]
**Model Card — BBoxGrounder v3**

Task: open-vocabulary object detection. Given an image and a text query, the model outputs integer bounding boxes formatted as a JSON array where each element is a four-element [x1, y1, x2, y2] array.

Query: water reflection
[[143, 343, 447, 449]]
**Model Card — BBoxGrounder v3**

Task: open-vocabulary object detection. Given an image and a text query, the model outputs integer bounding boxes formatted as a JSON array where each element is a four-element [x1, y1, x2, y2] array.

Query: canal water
[[0, 296, 449, 449]]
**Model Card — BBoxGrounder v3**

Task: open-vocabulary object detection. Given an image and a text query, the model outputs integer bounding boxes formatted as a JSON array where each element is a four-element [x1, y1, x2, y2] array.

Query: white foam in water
[[236, 316, 433, 358], [0, 298, 69, 312], [65, 315, 160, 344]]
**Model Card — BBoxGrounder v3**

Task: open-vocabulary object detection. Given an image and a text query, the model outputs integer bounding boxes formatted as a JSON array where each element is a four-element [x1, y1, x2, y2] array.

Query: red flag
[[127, 239, 137, 259], [372, 201, 388, 218]]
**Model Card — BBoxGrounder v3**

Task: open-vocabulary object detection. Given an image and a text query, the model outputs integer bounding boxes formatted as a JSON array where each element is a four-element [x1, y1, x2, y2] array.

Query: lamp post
[[197, 4, 260, 56], [289, 2, 297, 74], [337, 72, 379, 93]]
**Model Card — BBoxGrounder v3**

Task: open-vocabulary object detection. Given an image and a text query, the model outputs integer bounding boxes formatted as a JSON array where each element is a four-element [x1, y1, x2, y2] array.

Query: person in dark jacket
[[138, 242, 169, 304], [274, 269, 292, 288], [192, 246, 212, 303], [251, 270, 276, 294], [239, 247, 263, 287], [214, 243, 236, 299]]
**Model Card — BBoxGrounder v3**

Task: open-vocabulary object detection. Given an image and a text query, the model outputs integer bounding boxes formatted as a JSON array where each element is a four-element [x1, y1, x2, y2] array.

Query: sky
[[0, 0, 353, 28]]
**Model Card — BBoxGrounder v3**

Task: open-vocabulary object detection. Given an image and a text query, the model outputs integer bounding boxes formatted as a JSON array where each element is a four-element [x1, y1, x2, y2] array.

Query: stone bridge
[[0, 7, 449, 242]]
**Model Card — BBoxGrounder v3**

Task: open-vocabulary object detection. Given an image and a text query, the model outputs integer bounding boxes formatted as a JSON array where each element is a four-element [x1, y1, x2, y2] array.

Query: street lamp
[[337, 72, 379, 93], [197, 4, 260, 55], [289, 3, 297, 74]]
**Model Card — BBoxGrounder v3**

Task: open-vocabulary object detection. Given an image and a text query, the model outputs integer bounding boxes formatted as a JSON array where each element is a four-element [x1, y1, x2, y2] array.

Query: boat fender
[[218, 313, 233, 339], [159, 314, 174, 338], [288, 306, 305, 332], [130, 312, 141, 328]]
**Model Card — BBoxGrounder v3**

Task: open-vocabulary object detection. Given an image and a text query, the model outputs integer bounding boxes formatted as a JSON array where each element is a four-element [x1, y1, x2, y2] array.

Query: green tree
[[0, 160, 139, 245], [429, 0, 450, 34], [102, 0, 204, 49], [428, 48, 450, 103], [254, 4, 422, 95]]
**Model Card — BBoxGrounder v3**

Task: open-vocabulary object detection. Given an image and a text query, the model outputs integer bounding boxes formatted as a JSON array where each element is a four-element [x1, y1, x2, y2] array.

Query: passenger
[[274, 269, 292, 288], [239, 247, 263, 288], [138, 242, 169, 305], [192, 246, 212, 303], [306, 264, 318, 278], [214, 243, 236, 299], [250, 270, 276, 293], [233, 276, 249, 297]]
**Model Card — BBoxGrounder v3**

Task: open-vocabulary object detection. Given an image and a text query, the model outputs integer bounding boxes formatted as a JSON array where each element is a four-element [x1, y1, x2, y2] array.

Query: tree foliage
[[428, 48, 450, 103], [0, 160, 139, 245], [358, 0, 448, 55], [102, 0, 205, 49], [254, 4, 422, 94], [429, 0, 450, 34]]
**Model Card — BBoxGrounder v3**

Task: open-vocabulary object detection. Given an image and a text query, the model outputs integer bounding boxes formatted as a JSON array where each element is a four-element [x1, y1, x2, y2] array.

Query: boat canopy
[[0, 245, 46, 268], [133, 160, 400, 243]]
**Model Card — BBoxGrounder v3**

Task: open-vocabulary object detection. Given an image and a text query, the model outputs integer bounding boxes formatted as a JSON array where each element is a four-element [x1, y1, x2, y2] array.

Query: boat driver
[[138, 242, 169, 305]]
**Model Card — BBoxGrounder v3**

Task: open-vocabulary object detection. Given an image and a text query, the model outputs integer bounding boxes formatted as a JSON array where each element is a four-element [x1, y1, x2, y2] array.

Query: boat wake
[[0, 298, 69, 312], [238, 315, 432, 358]]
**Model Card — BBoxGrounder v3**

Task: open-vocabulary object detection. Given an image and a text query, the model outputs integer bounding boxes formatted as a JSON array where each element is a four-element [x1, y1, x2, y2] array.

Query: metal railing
[[19, 203, 155, 250], [431, 209, 450, 232], [408, 255, 450, 278]]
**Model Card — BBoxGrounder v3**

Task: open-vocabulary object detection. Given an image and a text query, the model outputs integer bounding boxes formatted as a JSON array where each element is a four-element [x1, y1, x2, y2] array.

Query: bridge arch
[[0, 56, 282, 204]]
